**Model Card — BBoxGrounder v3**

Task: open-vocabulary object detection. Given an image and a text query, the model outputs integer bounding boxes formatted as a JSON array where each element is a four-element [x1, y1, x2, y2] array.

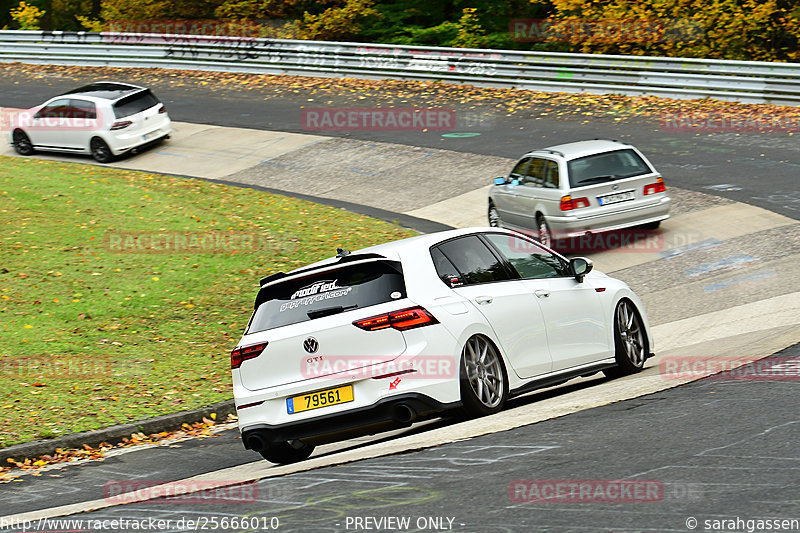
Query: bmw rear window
[[113, 90, 160, 118], [247, 260, 407, 333], [568, 149, 653, 187]]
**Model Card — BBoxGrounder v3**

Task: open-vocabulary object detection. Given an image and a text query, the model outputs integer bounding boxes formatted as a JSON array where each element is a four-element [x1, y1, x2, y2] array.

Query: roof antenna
[[336, 247, 350, 258]]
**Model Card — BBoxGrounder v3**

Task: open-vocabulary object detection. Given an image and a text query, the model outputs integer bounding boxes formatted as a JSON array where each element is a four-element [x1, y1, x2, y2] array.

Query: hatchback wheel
[[12, 130, 34, 156], [260, 440, 315, 465], [90, 137, 114, 163], [604, 300, 647, 377], [460, 335, 508, 417], [488, 205, 503, 228]]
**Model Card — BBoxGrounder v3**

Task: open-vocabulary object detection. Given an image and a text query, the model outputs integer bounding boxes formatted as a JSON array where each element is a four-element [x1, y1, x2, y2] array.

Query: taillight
[[353, 306, 439, 332], [158, 105, 166, 114], [644, 177, 666, 195], [110, 120, 132, 130], [231, 342, 267, 369], [560, 195, 590, 211]]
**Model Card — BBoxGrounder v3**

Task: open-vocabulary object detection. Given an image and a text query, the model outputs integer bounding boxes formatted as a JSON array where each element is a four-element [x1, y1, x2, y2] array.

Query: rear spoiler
[[258, 253, 387, 287]]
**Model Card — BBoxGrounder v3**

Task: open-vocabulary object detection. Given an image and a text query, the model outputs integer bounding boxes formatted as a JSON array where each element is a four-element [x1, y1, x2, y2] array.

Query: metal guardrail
[[1, 30, 800, 105]]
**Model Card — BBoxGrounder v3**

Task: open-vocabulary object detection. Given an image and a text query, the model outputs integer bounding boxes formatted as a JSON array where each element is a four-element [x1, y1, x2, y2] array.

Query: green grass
[[0, 156, 416, 448]]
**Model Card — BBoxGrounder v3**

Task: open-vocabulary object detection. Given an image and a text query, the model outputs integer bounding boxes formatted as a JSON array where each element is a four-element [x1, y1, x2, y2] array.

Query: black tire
[[459, 335, 508, 417], [603, 299, 647, 378], [90, 137, 114, 163], [12, 129, 34, 156], [259, 440, 315, 465], [536, 214, 553, 248], [639, 221, 661, 230], [488, 203, 503, 228]]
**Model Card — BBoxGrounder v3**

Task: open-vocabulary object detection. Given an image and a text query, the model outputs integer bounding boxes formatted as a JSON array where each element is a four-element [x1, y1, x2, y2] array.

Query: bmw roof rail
[[532, 149, 565, 157]]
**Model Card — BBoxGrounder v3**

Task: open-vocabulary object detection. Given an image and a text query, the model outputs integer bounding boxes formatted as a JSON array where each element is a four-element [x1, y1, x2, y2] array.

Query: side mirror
[[570, 257, 593, 283], [494, 176, 506, 185], [510, 179, 519, 186]]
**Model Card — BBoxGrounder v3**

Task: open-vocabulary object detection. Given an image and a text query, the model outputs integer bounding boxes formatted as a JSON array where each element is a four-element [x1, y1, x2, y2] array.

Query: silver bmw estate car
[[488, 140, 671, 247]]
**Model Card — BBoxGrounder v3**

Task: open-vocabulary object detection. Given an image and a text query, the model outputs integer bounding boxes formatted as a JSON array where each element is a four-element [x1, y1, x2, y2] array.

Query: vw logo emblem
[[612, 184, 619, 190], [303, 337, 319, 354]]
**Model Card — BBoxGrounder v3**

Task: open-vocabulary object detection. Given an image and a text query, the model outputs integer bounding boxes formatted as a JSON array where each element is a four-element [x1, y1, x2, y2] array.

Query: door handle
[[474, 296, 493, 305], [534, 289, 550, 299]]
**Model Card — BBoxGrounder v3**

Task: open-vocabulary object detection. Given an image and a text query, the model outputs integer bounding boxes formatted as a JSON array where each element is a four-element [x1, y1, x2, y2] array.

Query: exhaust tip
[[246, 433, 267, 452], [392, 403, 417, 424]]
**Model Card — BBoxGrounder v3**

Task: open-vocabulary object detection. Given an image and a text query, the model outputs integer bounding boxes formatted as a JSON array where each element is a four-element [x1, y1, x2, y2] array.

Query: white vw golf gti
[[232, 228, 654, 464]]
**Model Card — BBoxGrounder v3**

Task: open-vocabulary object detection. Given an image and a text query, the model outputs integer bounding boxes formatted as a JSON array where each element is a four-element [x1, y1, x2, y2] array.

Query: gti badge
[[303, 337, 319, 354]]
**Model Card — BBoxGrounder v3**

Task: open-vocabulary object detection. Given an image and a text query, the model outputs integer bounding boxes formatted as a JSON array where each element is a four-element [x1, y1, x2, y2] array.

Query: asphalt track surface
[[2, 70, 800, 532], [1, 74, 799, 220], [2, 343, 799, 532]]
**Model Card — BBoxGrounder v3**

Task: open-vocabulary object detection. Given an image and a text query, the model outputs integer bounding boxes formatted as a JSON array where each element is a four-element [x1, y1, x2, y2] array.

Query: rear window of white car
[[568, 149, 652, 187], [113, 90, 160, 119], [247, 260, 407, 332]]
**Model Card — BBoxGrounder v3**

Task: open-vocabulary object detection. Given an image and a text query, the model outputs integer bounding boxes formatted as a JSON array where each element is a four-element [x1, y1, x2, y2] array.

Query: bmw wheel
[[12, 130, 34, 156], [488, 204, 503, 228], [536, 215, 552, 248], [604, 300, 647, 378], [90, 137, 114, 163], [260, 440, 315, 465], [460, 335, 508, 417]]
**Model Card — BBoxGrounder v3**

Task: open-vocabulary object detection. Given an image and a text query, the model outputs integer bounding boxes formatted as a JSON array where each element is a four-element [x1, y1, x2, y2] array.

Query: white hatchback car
[[232, 227, 654, 464], [8, 82, 171, 163], [489, 140, 671, 247]]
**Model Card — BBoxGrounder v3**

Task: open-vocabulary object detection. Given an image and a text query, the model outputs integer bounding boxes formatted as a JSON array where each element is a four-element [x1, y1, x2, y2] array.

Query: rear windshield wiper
[[576, 175, 616, 185], [307, 305, 357, 319]]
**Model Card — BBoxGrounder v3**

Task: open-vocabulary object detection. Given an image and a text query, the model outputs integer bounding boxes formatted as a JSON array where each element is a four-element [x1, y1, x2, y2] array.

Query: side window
[[523, 158, 545, 187], [436, 236, 511, 285], [509, 157, 531, 182], [431, 247, 462, 287], [484, 233, 568, 279], [37, 99, 71, 119], [70, 99, 97, 119], [544, 160, 559, 188]]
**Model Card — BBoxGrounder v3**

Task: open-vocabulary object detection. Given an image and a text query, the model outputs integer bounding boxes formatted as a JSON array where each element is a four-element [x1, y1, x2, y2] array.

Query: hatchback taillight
[[231, 342, 267, 369], [110, 120, 132, 130], [353, 306, 439, 332], [560, 195, 590, 211], [158, 105, 167, 114], [644, 177, 666, 195]]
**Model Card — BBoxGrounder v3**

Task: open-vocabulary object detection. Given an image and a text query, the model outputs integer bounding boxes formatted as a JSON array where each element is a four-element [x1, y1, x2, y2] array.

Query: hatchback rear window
[[568, 149, 652, 187], [247, 260, 406, 333], [113, 90, 160, 118]]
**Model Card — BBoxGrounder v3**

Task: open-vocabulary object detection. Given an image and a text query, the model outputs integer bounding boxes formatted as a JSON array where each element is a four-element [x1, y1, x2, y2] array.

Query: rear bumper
[[241, 393, 460, 448], [109, 120, 172, 154], [547, 196, 671, 239]]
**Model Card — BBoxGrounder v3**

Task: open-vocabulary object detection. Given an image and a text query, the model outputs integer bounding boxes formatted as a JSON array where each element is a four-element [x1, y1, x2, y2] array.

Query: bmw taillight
[[231, 342, 267, 369], [110, 120, 132, 130], [560, 195, 590, 211], [353, 306, 439, 332], [158, 105, 167, 114], [644, 177, 666, 195]]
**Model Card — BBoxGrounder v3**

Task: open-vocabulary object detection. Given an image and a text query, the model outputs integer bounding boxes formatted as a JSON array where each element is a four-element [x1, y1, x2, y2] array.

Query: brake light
[[560, 195, 590, 211], [110, 120, 132, 130], [158, 105, 167, 114], [644, 177, 666, 195], [231, 342, 267, 369], [353, 306, 439, 332]]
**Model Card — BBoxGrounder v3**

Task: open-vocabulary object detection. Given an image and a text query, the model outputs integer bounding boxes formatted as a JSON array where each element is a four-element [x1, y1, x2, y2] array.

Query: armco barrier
[[1, 30, 799, 105]]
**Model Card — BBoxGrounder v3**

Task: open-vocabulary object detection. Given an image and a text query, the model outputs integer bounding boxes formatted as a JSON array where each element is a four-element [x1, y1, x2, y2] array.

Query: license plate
[[286, 385, 354, 414], [598, 191, 635, 206]]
